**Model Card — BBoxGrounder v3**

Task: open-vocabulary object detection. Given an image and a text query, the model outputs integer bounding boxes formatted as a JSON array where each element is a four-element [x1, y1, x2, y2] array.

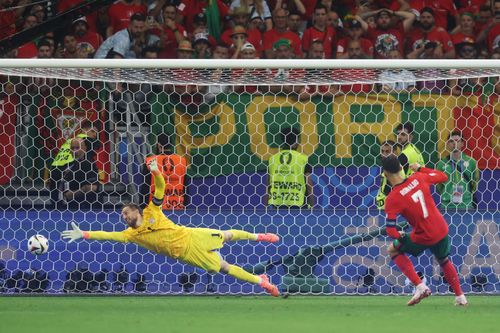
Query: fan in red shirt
[[382, 155, 468, 306], [107, 0, 147, 37], [301, 5, 336, 59]]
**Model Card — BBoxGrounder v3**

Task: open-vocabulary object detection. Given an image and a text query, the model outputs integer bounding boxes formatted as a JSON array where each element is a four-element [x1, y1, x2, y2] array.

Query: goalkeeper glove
[[61, 222, 85, 243], [147, 158, 161, 175]]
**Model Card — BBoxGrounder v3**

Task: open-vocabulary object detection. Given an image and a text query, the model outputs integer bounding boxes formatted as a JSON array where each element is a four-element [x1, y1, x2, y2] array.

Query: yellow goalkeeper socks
[[227, 265, 261, 284], [228, 230, 257, 241]]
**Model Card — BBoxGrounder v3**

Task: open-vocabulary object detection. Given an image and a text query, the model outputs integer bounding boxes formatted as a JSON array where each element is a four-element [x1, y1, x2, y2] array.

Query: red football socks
[[393, 254, 422, 286], [441, 260, 463, 296]]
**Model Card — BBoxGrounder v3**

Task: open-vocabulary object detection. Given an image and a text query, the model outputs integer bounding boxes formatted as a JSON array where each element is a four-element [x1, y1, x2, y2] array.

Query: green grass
[[1, 296, 499, 333]]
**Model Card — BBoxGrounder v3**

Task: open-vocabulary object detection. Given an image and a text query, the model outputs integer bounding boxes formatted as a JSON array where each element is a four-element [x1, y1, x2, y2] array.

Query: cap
[[273, 38, 291, 50], [193, 32, 210, 44], [346, 19, 361, 29], [177, 40, 194, 51], [72, 16, 89, 26], [230, 25, 248, 37], [241, 42, 256, 51], [193, 13, 207, 24]]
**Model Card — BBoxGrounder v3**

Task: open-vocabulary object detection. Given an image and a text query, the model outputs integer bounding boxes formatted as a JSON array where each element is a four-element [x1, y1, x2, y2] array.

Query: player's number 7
[[411, 190, 429, 218]]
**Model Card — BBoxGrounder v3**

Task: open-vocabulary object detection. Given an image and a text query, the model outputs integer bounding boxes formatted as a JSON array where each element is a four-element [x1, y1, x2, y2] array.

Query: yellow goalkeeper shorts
[[180, 228, 225, 273]]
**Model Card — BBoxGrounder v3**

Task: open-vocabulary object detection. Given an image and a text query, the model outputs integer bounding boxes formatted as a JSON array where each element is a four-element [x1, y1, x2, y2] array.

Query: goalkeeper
[[61, 158, 280, 296]]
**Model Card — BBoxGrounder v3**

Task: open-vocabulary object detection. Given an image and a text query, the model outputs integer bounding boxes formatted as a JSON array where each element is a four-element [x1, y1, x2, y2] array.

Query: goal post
[[0, 59, 498, 294]]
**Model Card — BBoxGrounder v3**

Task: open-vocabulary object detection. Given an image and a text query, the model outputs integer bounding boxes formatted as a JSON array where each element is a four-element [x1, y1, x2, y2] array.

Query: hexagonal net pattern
[[0, 60, 499, 295]]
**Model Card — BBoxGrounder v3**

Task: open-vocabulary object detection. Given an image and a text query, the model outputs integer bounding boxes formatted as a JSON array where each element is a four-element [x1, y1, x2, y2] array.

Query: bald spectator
[[358, 8, 415, 59], [302, 5, 336, 58], [407, 7, 455, 59], [263, 8, 302, 59]]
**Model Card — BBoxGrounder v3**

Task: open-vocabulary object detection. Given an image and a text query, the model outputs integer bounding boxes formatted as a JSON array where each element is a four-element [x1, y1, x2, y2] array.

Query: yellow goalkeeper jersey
[[87, 203, 191, 259]]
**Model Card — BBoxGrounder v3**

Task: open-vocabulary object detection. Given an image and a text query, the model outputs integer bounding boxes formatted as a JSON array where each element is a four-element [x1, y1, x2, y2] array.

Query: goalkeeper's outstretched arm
[[148, 158, 165, 204], [61, 222, 129, 243]]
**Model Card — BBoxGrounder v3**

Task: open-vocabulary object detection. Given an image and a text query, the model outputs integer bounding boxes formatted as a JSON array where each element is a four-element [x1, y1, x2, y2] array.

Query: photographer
[[406, 7, 455, 59]]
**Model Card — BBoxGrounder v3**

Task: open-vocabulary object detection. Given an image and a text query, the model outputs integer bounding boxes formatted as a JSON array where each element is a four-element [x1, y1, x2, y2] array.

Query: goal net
[[0, 59, 498, 295]]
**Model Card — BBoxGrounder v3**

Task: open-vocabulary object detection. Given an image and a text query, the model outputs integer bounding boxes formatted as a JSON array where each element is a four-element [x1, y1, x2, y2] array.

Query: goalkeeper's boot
[[455, 294, 468, 306], [259, 274, 279, 297], [407, 283, 431, 306], [256, 233, 280, 243]]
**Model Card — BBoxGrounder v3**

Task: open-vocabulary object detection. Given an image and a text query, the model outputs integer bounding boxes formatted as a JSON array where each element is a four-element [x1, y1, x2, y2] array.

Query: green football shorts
[[393, 234, 451, 259]]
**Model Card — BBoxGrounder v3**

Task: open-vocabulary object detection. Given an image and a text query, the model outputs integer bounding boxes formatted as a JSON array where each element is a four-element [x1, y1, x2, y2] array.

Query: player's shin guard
[[227, 265, 261, 284], [228, 230, 257, 241], [440, 259, 463, 296], [392, 254, 422, 286]]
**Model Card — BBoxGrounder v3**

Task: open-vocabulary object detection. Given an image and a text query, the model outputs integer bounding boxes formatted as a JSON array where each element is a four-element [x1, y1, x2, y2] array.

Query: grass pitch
[[1, 295, 499, 333]]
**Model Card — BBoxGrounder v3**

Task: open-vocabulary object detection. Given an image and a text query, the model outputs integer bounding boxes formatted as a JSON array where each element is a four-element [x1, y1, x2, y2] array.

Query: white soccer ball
[[27, 234, 49, 255]]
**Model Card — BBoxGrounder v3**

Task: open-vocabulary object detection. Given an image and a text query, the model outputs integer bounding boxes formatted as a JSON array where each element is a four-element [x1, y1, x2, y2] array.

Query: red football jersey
[[385, 167, 449, 245]]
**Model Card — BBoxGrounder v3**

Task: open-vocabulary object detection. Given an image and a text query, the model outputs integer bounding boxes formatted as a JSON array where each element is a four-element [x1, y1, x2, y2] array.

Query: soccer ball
[[27, 234, 49, 255]]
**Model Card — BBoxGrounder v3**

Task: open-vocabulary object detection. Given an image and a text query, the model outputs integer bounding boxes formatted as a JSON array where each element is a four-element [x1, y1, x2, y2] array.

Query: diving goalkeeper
[[61, 158, 280, 296]]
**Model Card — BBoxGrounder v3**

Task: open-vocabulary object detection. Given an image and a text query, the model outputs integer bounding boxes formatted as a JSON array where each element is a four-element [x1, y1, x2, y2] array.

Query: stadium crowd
[[0, 0, 499, 60]]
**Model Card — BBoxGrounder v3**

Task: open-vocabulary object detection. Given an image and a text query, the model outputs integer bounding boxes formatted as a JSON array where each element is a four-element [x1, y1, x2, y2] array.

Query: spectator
[[409, 0, 459, 30], [229, 25, 250, 58], [263, 8, 302, 59], [0, 0, 29, 39], [451, 11, 476, 46], [337, 17, 373, 59], [193, 32, 212, 58], [287, 10, 304, 38], [61, 33, 80, 59], [73, 17, 103, 57], [21, 14, 37, 30], [29, 3, 46, 24], [212, 43, 230, 59], [377, 49, 416, 93], [106, 0, 147, 38], [358, 8, 415, 59], [436, 131, 479, 209], [271, 0, 309, 18], [155, 3, 187, 58], [230, 0, 273, 31], [177, 0, 229, 33], [60, 137, 100, 209], [36, 38, 53, 58], [221, 7, 263, 54], [264, 127, 314, 208], [475, 4, 493, 34], [95, 13, 159, 59], [301, 5, 336, 59], [406, 7, 455, 59], [58, 0, 99, 33], [176, 39, 194, 58], [395, 122, 425, 176], [376, 139, 398, 210], [239, 41, 258, 59]]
